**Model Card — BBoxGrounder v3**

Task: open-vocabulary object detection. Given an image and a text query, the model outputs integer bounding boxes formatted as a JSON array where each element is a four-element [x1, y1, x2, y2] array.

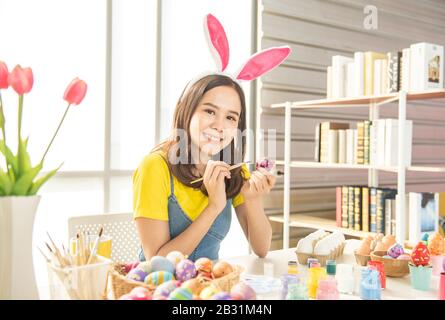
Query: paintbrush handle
[[190, 162, 249, 184]]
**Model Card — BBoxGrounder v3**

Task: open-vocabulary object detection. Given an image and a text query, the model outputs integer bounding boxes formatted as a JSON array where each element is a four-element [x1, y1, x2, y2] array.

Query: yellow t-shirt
[[132, 151, 251, 221]]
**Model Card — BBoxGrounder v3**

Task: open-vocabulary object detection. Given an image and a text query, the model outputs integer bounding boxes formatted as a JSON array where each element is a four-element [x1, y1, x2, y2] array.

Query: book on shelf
[[376, 119, 386, 166], [409, 192, 439, 244], [327, 129, 339, 163], [336, 186, 342, 227], [314, 123, 321, 162], [373, 59, 383, 95], [362, 187, 370, 232], [319, 122, 349, 163], [410, 42, 444, 92], [327, 66, 333, 99], [354, 52, 365, 96], [377, 189, 397, 234], [346, 62, 355, 97], [385, 198, 393, 235], [346, 129, 355, 164], [401, 48, 411, 92], [338, 129, 347, 164], [348, 186, 355, 229], [387, 51, 402, 93], [364, 51, 387, 96], [363, 120, 371, 165], [332, 55, 354, 98], [390, 198, 396, 236], [356, 122, 365, 164], [342, 186, 349, 228], [354, 187, 362, 231], [384, 119, 413, 167], [370, 187, 378, 233]]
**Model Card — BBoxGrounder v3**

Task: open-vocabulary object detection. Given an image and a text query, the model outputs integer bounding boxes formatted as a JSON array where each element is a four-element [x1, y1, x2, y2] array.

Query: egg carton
[[295, 241, 346, 267]]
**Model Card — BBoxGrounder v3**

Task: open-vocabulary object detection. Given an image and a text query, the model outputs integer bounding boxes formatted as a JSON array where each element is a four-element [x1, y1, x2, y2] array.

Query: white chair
[[68, 213, 140, 263]]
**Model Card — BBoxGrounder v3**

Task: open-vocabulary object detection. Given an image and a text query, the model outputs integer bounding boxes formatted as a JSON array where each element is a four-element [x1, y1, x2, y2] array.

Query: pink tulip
[[8, 65, 33, 95], [0, 61, 9, 89], [63, 78, 87, 105]]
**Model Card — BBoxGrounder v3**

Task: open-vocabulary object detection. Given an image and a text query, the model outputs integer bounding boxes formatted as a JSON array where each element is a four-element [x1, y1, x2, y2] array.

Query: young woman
[[133, 74, 275, 261], [132, 13, 290, 261]]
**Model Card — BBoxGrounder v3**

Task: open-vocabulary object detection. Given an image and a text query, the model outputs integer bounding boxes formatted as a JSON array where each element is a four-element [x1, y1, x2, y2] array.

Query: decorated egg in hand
[[212, 261, 233, 278], [137, 261, 152, 274], [166, 251, 185, 267], [126, 268, 147, 282], [150, 256, 175, 274], [168, 287, 193, 300], [411, 242, 431, 266], [128, 286, 152, 300], [153, 280, 181, 299], [175, 259, 197, 282], [144, 271, 175, 286], [230, 282, 256, 300], [256, 158, 274, 171], [387, 243, 404, 258]]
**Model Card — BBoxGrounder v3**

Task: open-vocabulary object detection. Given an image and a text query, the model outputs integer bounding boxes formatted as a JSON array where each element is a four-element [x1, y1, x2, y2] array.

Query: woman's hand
[[241, 167, 276, 201], [203, 160, 231, 213]]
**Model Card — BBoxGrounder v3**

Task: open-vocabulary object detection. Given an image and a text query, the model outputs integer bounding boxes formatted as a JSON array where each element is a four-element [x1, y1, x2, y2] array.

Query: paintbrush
[[37, 246, 51, 263], [86, 227, 103, 264], [45, 242, 65, 267], [190, 161, 251, 184]]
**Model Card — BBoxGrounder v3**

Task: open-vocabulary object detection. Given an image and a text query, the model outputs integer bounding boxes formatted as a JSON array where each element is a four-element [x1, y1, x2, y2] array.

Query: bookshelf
[[271, 88, 445, 249]]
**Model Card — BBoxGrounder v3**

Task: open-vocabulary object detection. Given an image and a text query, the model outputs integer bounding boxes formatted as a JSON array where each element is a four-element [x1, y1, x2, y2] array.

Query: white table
[[225, 240, 441, 300]]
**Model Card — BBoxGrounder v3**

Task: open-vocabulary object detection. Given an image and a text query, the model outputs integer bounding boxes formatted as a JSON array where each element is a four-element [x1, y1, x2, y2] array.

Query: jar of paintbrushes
[[39, 228, 112, 300]]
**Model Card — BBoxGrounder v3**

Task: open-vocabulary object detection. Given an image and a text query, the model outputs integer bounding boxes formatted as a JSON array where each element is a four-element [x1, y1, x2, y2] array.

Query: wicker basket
[[295, 242, 346, 266], [106, 263, 156, 300], [354, 250, 371, 266], [107, 263, 243, 299], [370, 251, 410, 278]]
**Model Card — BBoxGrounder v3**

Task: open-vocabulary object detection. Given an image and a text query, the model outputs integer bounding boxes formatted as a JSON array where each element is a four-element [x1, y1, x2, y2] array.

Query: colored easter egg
[[387, 243, 404, 258], [181, 278, 209, 295], [150, 256, 175, 274], [175, 259, 197, 282], [137, 261, 152, 274], [126, 268, 147, 282], [166, 251, 185, 267], [153, 280, 181, 299], [382, 235, 396, 247], [411, 242, 431, 266], [144, 271, 175, 286], [230, 282, 256, 300], [199, 285, 221, 300], [212, 261, 233, 279], [211, 292, 232, 300], [195, 257, 213, 274], [129, 286, 152, 300], [256, 158, 274, 171], [428, 232, 445, 256], [168, 287, 193, 300], [421, 233, 429, 242]]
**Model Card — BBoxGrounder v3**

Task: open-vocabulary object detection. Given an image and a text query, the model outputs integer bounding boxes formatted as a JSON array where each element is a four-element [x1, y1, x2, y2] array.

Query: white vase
[[0, 195, 41, 300]]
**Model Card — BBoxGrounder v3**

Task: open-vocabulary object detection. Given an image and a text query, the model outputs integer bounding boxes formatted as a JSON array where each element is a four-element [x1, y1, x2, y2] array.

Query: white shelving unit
[[271, 89, 445, 249]]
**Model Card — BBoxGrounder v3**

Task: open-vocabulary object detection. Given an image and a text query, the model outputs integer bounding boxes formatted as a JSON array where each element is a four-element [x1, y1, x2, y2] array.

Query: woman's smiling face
[[189, 85, 241, 160]]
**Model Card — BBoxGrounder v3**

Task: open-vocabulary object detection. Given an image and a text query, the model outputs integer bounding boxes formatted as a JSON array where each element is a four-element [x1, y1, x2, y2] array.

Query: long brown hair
[[152, 74, 248, 199]]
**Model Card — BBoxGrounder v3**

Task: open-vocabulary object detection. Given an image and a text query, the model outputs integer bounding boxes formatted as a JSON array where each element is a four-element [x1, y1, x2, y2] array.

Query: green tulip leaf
[[0, 168, 12, 195], [11, 162, 43, 195], [0, 140, 19, 176], [17, 137, 32, 178], [28, 162, 63, 195], [7, 164, 15, 184]]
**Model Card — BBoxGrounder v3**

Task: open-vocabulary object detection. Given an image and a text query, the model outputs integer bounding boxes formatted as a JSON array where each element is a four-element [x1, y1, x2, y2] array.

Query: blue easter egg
[[144, 271, 175, 286], [153, 280, 181, 298], [150, 256, 175, 274]]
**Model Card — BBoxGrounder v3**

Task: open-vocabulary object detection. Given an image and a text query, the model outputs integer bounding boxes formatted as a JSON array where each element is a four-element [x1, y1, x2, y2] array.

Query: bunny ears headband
[[181, 14, 291, 96]]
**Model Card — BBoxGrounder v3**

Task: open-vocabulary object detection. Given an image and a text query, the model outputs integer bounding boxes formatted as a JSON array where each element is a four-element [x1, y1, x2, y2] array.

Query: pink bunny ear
[[205, 14, 230, 72], [236, 46, 291, 81]]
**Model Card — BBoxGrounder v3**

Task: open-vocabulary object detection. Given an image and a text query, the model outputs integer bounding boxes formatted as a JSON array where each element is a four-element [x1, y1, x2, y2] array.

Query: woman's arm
[[135, 160, 231, 260], [234, 167, 275, 258], [135, 204, 221, 259]]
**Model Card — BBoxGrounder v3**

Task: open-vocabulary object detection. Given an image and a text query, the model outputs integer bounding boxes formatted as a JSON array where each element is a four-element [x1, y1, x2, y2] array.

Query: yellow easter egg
[[144, 271, 175, 286], [199, 285, 221, 300]]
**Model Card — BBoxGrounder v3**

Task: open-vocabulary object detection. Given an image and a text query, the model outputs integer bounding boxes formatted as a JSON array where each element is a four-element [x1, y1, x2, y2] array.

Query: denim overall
[[138, 168, 232, 262]]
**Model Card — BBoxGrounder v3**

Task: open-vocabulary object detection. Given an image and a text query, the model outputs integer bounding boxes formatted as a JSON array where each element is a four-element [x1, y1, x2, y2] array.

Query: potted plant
[[0, 61, 87, 299]]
